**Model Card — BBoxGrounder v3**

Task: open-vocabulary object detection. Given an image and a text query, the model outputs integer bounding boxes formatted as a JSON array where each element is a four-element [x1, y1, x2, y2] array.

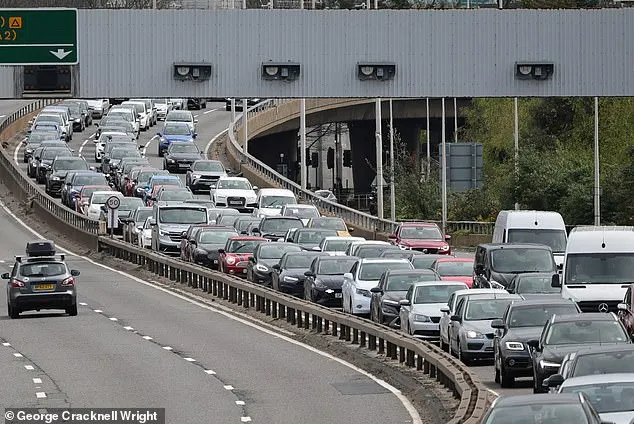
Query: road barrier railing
[[99, 235, 491, 424], [226, 99, 494, 238]]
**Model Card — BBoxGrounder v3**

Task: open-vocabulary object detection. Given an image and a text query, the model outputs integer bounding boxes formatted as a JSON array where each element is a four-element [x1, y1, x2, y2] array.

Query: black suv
[[163, 142, 203, 173], [187, 98, 207, 110], [527, 313, 631, 393], [45, 156, 89, 197], [491, 298, 579, 388], [473, 243, 556, 289], [251, 216, 304, 241], [3, 240, 80, 319]]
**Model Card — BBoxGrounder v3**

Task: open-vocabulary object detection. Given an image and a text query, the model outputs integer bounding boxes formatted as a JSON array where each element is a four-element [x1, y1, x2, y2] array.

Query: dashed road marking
[[203, 107, 222, 115], [123, 326, 134, 331], [204, 370, 216, 375], [142, 135, 158, 155], [240, 417, 252, 422], [142, 336, 153, 340], [13, 353, 23, 358], [162, 346, 173, 351], [183, 357, 196, 362], [0, 115, 5, 119], [35, 392, 46, 399], [33, 378, 42, 384], [109, 317, 118, 321], [78, 138, 91, 156], [235, 401, 245, 406], [79, 302, 88, 306], [2, 342, 11, 347], [224, 385, 234, 390], [13, 138, 21, 164], [24, 365, 34, 370], [94, 309, 103, 313]]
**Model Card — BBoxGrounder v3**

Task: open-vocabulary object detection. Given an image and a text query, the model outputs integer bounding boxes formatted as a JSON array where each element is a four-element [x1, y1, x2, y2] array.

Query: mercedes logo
[[422, 249, 428, 254], [598, 303, 609, 313]]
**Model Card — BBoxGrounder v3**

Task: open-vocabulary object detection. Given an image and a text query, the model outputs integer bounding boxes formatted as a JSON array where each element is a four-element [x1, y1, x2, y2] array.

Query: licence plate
[[34, 284, 55, 291], [229, 201, 242, 205], [334, 293, 342, 298], [179, 163, 190, 168]]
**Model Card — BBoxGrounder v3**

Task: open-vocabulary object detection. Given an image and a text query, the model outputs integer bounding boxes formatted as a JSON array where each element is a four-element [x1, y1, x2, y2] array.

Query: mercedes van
[[552, 226, 634, 313], [493, 210, 567, 268]]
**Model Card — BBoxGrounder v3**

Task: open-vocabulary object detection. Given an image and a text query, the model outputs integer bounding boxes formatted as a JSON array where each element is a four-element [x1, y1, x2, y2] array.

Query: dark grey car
[[186, 160, 227, 193], [4, 255, 80, 318]]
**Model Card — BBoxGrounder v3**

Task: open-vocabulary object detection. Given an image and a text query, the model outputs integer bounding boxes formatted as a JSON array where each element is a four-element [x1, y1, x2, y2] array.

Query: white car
[[93, 131, 130, 162], [122, 101, 150, 131], [165, 110, 197, 133], [280, 203, 320, 225], [344, 240, 391, 257], [85, 190, 121, 220], [154, 99, 172, 120], [210, 177, 258, 212], [314, 189, 337, 203], [318, 236, 365, 256], [399, 281, 469, 340], [342, 258, 414, 316], [86, 99, 110, 118], [108, 107, 139, 136], [138, 216, 153, 249], [253, 188, 297, 218]]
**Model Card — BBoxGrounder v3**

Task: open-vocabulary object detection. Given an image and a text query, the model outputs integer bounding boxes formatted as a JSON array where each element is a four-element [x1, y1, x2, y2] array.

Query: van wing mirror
[[551, 273, 561, 288]]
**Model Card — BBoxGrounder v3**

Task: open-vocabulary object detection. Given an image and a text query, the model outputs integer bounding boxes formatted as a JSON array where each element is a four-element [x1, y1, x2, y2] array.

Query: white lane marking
[[13, 139, 21, 164], [0, 199, 423, 424], [0, 115, 5, 118], [123, 326, 134, 331], [109, 317, 118, 321], [94, 309, 103, 313], [33, 378, 42, 384], [78, 138, 91, 155], [142, 336, 153, 340], [36, 392, 47, 399], [203, 107, 221, 115], [488, 389, 501, 398], [2, 342, 11, 347], [24, 365, 34, 370], [79, 302, 87, 306], [235, 400, 245, 406], [162, 346, 173, 351], [0, 260, 4, 263], [204, 128, 228, 158], [224, 385, 234, 390], [142, 135, 158, 155], [204, 370, 216, 375], [240, 417, 252, 422], [13, 353, 23, 358], [183, 357, 196, 362], [193, 114, 199, 119]]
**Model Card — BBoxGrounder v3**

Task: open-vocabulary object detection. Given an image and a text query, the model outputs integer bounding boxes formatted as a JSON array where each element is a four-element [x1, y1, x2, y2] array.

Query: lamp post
[[514, 97, 519, 210], [300, 98, 307, 190], [375, 99, 384, 219], [441, 98, 447, 235], [594, 96, 600, 226], [389, 99, 395, 222]]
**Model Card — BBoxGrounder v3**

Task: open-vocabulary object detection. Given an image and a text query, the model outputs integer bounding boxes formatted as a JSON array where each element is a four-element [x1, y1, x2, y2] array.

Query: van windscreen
[[565, 253, 634, 284], [507, 229, 567, 253]]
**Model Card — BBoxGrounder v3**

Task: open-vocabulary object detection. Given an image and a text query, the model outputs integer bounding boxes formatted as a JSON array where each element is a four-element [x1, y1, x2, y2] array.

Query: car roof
[[398, 222, 440, 228], [317, 255, 358, 261], [218, 176, 249, 181], [508, 298, 577, 308], [323, 236, 365, 241], [228, 236, 267, 241], [433, 257, 473, 263], [494, 393, 581, 407], [569, 344, 634, 357], [295, 228, 336, 232], [311, 216, 344, 221], [478, 243, 552, 250], [411, 280, 468, 288], [258, 188, 294, 195], [513, 272, 556, 279], [91, 190, 120, 196], [385, 268, 438, 275], [263, 216, 302, 220], [453, 288, 508, 297], [359, 258, 411, 264], [552, 313, 618, 323], [284, 204, 316, 209], [465, 293, 522, 301], [561, 373, 634, 387]]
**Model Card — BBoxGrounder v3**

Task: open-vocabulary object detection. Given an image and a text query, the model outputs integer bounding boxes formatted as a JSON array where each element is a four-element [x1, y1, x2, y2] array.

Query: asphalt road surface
[[2, 101, 420, 424]]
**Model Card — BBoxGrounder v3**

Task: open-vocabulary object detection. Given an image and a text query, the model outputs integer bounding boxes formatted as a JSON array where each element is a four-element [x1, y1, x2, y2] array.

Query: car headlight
[[383, 299, 400, 306], [313, 280, 327, 289], [539, 360, 560, 369], [398, 244, 412, 250], [356, 288, 371, 297], [414, 314, 431, 322], [74, 118, 81, 122], [505, 341, 524, 351], [168, 159, 175, 163], [26, 148, 33, 153], [440, 244, 450, 251], [466, 330, 484, 339], [52, 176, 60, 181], [191, 174, 201, 179], [255, 264, 269, 273], [159, 229, 169, 236], [226, 257, 236, 265], [160, 137, 166, 143], [283, 276, 299, 283]]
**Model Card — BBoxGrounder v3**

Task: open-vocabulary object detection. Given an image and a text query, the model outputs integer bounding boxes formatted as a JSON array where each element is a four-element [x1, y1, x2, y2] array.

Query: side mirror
[[210, 184, 216, 190], [248, 256, 255, 263], [445, 234, 451, 240], [252, 228, 261, 234], [149, 219, 157, 226], [1, 273, 9, 279], [343, 272, 353, 280], [370, 286, 382, 294], [89, 166, 96, 171], [218, 249, 225, 254], [348, 227, 354, 233], [70, 269, 81, 277], [526, 339, 540, 351], [388, 233, 397, 239], [81, 201, 89, 206], [399, 299, 411, 306], [551, 273, 561, 288], [194, 119, 199, 123], [450, 315, 462, 322], [618, 303, 628, 311], [546, 374, 564, 388], [272, 264, 280, 270], [193, 133, 198, 139], [491, 319, 505, 329], [190, 240, 197, 246], [253, 186, 259, 191], [304, 271, 315, 277], [475, 264, 484, 276], [311, 246, 321, 252], [440, 306, 450, 314]]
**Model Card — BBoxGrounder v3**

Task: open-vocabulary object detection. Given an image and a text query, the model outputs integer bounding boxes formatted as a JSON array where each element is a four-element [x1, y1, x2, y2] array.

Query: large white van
[[492, 210, 567, 267], [553, 226, 634, 313]]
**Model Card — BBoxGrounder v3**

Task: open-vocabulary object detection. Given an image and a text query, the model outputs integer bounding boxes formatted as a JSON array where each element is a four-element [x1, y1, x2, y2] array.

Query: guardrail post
[[311, 314, 317, 330], [368, 334, 376, 350], [265, 299, 271, 315], [271, 301, 277, 317], [296, 310, 303, 328], [416, 355, 423, 371], [352, 328, 359, 344], [279, 304, 286, 319], [332, 321, 337, 337], [289, 308, 296, 325], [303, 312, 309, 330], [316, 317, 322, 333], [378, 338, 385, 354], [222, 283, 229, 300], [340, 324, 347, 341], [360, 331, 366, 347], [399, 346, 405, 363], [406, 349, 415, 367]]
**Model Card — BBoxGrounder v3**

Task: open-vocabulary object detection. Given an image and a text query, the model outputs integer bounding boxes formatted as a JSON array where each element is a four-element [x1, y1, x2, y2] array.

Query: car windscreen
[[19, 262, 67, 277], [217, 179, 251, 190], [323, 239, 353, 251], [227, 239, 264, 253], [159, 208, 207, 224], [260, 219, 303, 233], [412, 256, 445, 269], [507, 229, 567, 254], [283, 207, 319, 218], [74, 174, 107, 186], [53, 159, 87, 171], [465, 299, 514, 321], [111, 149, 141, 160], [358, 262, 412, 280], [29, 132, 59, 142], [167, 111, 192, 122], [399, 226, 442, 240], [297, 230, 337, 243], [118, 197, 144, 211], [91, 193, 119, 204], [169, 143, 199, 154], [160, 190, 193, 201], [516, 275, 559, 294], [435, 261, 474, 277], [261, 195, 297, 208], [36, 115, 62, 124], [490, 248, 554, 273], [259, 244, 302, 259], [193, 161, 224, 172], [545, 321, 628, 345], [235, 219, 261, 232], [310, 218, 346, 231], [508, 305, 578, 328], [565, 253, 634, 285], [151, 178, 181, 187], [198, 230, 237, 244], [483, 404, 589, 424], [42, 149, 71, 160], [560, 381, 634, 414], [80, 187, 108, 198], [413, 284, 465, 304], [134, 209, 153, 224], [139, 171, 167, 184], [571, 351, 634, 377], [164, 124, 191, 135], [316, 258, 356, 275], [386, 273, 438, 291]]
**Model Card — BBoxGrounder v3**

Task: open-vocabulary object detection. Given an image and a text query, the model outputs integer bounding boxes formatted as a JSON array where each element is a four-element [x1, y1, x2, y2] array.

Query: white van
[[492, 210, 567, 267], [553, 226, 634, 313], [253, 188, 297, 218]]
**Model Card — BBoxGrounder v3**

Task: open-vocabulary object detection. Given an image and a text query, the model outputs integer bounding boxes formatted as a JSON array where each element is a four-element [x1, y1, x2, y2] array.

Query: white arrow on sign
[[50, 49, 72, 60]]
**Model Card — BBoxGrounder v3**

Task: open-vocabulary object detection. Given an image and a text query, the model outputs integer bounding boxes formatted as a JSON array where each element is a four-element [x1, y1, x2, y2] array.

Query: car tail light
[[60, 277, 74, 286], [10, 280, 25, 288]]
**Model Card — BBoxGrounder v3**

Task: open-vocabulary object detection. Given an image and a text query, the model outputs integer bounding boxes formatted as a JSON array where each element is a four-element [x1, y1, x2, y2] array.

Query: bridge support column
[[249, 130, 297, 181], [347, 120, 376, 194], [392, 119, 423, 169]]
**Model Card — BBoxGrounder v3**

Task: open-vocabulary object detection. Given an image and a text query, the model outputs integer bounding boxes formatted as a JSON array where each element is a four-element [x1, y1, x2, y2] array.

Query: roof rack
[[15, 254, 65, 263]]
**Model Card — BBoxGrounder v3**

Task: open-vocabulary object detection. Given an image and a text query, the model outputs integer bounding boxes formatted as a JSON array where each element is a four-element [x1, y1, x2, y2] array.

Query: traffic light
[[343, 150, 352, 167], [327, 147, 334, 170], [311, 152, 319, 168]]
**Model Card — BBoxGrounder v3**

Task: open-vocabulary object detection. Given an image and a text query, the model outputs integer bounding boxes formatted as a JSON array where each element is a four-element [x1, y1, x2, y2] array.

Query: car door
[[450, 298, 466, 352], [620, 286, 634, 336], [343, 262, 358, 311], [399, 286, 414, 333], [441, 292, 456, 343], [473, 247, 486, 288]]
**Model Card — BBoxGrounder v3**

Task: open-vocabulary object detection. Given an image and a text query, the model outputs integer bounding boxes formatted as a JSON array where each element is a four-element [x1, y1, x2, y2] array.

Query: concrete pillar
[[249, 129, 297, 178], [347, 120, 375, 193], [393, 119, 423, 169]]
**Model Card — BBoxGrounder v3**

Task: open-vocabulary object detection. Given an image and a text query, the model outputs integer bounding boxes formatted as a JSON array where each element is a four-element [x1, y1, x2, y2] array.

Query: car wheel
[[457, 342, 470, 365], [494, 362, 500, 384], [8, 303, 19, 319], [533, 373, 545, 394], [67, 303, 78, 316], [500, 364, 514, 388], [441, 338, 449, 352]]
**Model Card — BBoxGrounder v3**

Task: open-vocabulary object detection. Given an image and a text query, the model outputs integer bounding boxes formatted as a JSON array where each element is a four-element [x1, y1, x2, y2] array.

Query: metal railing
[[226, 99, 494, 237]]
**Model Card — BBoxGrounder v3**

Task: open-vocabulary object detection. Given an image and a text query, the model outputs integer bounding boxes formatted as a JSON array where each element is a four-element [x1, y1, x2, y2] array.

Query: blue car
[[157, 122, 197, 157]]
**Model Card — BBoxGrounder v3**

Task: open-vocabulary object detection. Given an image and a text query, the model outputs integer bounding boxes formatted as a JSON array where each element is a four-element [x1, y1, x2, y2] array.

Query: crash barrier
[[225, 99, 495, 239], [99, 235, 492, 424], [0, 100, 101, 250]]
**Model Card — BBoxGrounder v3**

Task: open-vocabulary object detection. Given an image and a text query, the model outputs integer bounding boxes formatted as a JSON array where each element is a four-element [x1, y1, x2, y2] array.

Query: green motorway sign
[[0, 8, 78, 65]]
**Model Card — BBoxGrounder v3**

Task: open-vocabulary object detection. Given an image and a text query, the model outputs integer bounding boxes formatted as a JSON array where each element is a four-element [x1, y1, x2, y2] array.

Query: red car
[[431, 257, 474, 288], [74, 185, 111, 214], [218, 236, 268, 277], [618, 284, 634, 339], [388, 222, 451, 255]]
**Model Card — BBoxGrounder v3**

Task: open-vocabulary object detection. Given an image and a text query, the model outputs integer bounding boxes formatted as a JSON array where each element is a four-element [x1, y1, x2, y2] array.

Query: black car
[[186, 98, 207, 110], [480, 393, 605, 424], [190, 227, 238, 269], [491, 298, 580, 388], [410, 254, 449, 270], [234, 217, 262, 235], [22, 132, 62, 163], [163, 142, 203, 173], [506, 272, 560, 299], [288, 228, 338, 250], [271, 251, 326, 297], [36, 146, 73, 184], [62, 102, 85, 132], [369, 268, 441, 326], [528, 313, 631, 393], [45, 156, 88, 196], [355, 244, 400, 259], [62, 171, 109, 209], [186, 160, 227, 194], [246, 242, 303, 286], [473, 243, 556, 289], [251, 216, 305, 241], [304, 256, 358, 307]]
